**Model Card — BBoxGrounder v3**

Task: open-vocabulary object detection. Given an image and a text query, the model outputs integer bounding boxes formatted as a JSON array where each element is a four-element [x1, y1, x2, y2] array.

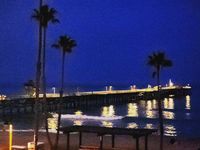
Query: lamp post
[[9, 124, 13, 150], [52, 87, 56, 94]]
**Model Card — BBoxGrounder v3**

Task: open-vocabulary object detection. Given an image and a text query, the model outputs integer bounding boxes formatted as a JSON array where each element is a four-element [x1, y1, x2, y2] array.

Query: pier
[[0, 85, 191, 116]]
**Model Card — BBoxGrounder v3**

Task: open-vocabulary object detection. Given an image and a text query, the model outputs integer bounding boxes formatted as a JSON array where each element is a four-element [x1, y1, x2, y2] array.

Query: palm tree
[[147, 51, 172, 150], [52, 35, 77, 150], [32, 4, 59, 149], [32, 0, 43, 149]]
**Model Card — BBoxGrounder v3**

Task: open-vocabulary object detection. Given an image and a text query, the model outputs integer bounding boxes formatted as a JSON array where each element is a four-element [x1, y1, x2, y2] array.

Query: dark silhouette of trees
[[147, 51, 172, 150], [52, 35, 77, 150], [24, 80, 36, 97]]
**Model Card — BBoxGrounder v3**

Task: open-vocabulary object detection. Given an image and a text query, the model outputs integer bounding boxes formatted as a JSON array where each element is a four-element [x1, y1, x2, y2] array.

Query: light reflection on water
[[127, 103, 138, 117], [145, 123, 154, 129], [185, 95, 191, 110], [57, 95, 192, 137], [127, 123, 138, 129], [164, 98, 174, 109], [73, 120, 83, 126], [163, 111, 175, 119], [145, 100, 156, 118], [101, 121, 113, 128], [102, 105, 115, 117], [164, 124, 177, 136]]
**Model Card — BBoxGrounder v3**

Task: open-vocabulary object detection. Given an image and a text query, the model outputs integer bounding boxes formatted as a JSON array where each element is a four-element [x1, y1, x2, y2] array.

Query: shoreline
[[0, 131, 200, 150]]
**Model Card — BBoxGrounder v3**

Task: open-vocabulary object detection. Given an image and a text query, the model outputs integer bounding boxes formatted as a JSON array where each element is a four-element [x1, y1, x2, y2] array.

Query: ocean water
[[1, 86, 200, 138], [60, 91, 198, 138]]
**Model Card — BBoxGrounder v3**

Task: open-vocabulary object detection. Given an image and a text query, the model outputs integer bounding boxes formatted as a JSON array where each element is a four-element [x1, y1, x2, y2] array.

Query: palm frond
[[147, 51, 172, 78], [52, 35, 77, 54]]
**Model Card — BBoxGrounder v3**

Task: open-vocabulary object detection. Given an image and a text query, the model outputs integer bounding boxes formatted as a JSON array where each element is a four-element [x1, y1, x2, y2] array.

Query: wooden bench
[[79, 145, 100, 150], [12, 145, 27, 150]]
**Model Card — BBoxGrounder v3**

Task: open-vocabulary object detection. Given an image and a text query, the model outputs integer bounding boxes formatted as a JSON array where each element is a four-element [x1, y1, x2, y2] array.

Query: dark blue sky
[[0, 0, 200, 92]]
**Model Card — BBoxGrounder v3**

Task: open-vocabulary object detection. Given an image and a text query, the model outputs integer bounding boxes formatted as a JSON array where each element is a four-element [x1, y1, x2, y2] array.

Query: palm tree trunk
[[157, 68, 164, 150], [54, 52, 65, 150], [34, 1, 43, 150], [42, 27, 53, 149]]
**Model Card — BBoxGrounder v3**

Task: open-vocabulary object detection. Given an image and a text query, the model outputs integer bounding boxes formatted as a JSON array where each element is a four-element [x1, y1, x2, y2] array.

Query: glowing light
[[52, 87, 56, 94], [9, 124, 13, 150], [145, 123, 154, 129], [102, 105, 115, 117], [101, 121, 113, 128], [127, 123, 138, 129], [75, 110, 83, 116], [0, 95, 6, 100], [127, 103, 138, 117], [163, 111, 175, 119], [168, 98, 174, 109], [169, 79, 174, 87], [185, 95, 191, 110], [73, 120, 83, 126], [109, 86, 113, 91], [146, 100, 156, 118], [164, 98, 168, 109], [48, 117, 58, 130], [164, 124, 177, 136], [152, 99, 157, 109], [164, 98, 174, 110]]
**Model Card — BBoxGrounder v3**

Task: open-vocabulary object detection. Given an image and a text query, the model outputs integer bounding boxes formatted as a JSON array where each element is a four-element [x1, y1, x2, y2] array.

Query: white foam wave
[[61, 114, 123, 121]]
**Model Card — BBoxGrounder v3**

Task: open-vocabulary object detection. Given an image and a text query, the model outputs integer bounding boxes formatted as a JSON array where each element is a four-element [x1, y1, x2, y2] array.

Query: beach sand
[[0, 131, 200, 150]]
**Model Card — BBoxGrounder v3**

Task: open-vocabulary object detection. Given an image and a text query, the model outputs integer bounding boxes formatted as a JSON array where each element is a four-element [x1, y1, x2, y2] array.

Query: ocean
[[1, 86, 200, 138]]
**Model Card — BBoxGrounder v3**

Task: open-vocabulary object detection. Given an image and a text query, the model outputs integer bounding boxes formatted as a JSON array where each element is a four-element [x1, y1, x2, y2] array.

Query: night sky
[[0, 0, 200, 93]]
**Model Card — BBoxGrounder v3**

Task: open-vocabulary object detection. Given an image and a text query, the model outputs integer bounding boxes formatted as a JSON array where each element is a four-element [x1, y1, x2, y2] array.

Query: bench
[[12, 145, 27, 150]]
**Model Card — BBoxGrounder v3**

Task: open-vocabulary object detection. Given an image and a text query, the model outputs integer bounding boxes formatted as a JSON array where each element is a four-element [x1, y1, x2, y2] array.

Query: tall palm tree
[[32, 4, 59, 149], [147, 51, 172, 150], [32, 0, 43, 149], [52, 35, 77, 150]]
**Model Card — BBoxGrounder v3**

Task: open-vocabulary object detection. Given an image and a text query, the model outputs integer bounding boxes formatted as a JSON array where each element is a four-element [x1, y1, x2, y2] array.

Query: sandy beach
[[0, 131, 200, 150]]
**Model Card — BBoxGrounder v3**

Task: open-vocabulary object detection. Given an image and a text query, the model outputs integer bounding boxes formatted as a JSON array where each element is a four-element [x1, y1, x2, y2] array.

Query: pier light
[[169, 79, 174, 87], [109, 86, 112, 91], [105, 86, 108, 91], [52, 87, 56, 94]]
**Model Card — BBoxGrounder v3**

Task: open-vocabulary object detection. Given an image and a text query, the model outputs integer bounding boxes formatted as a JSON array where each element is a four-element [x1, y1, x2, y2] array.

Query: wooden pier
[[0, 86, 191, 116]]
